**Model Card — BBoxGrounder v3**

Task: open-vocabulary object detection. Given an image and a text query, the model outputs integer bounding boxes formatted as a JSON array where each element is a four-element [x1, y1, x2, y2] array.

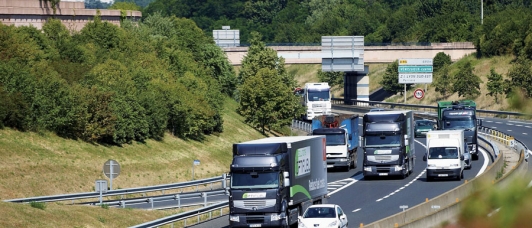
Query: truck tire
[[344, 158, 351, 172], [353, 157, 358, 169], [426, 175, 432, 182]]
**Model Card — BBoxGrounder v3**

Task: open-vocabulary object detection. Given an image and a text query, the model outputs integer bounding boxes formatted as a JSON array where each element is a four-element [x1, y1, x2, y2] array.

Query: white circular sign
[[414, 88, 424, 99]]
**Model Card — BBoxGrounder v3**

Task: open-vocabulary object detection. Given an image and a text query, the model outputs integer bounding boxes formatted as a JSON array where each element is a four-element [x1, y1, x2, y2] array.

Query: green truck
[[437, 100, 482, 159]]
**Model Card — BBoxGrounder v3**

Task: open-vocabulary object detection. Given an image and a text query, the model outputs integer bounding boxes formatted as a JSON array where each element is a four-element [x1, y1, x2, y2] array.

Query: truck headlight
[[450, 163, 460, 167], [340, 158, 348, 162], [364, 167, 372, 172], [427, 164, 436, 167], [327, 220, 338, 227], [271, 213, 282, 221], [298, 218, 307, 228], [394, 165, 403, 171], [229, 215, 239, 222]]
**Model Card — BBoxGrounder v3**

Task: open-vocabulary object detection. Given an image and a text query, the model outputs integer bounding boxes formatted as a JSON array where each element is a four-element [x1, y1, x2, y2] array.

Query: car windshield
[[365, 135, 401, 147], [416, 121, 433, 127], [230, 172, 279, 189], [303, 207, 336, 218], [428, 147, 459, 159], [307, 91, 330, 101], [324, 134, 345, 146], [441, 119, 475, 130]]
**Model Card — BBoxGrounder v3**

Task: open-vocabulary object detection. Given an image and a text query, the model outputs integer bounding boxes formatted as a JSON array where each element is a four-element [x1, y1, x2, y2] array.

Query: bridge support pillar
[[344, 65, 369, 105]]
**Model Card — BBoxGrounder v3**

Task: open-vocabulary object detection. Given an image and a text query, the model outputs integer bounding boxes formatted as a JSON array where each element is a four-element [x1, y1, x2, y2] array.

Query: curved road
[[188, 114, 495, 228]]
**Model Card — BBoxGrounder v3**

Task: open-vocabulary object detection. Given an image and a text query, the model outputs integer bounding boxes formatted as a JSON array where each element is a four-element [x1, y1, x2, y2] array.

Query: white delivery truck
[[423, 130, 465, 181]]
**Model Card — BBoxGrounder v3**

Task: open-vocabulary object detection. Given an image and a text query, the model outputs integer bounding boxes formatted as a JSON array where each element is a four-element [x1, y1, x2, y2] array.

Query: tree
[[486, 68, 504, 103], [380, 60, 411, 94], [237, 32, 302, 133], [433, 65, 453, 97], [505, 57, 532, 98], [317, 70, 344, 88], [433, 52, 452, 73], [453, 61, 482, 98]]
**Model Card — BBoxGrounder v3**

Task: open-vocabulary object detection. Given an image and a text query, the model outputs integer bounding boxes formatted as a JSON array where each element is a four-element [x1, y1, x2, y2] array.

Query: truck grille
[[375, 155, 392, 161], [246, 216, 265, 224], [233, 199, 276, 210]]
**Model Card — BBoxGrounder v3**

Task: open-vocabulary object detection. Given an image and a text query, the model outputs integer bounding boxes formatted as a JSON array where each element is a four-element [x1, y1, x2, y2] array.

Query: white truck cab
[[423, 130, 465, 181]]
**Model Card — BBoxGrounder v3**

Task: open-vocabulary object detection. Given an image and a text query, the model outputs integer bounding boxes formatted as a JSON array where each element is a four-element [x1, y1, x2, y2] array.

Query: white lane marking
[[486, 120, 493, 123], [507, 130, 512, 132], [492, 127, 498, 129], [507, 123, 514, 126], [374, 139, 428, 202], [524, 133, 528, 135], [516, 125, 523, 127], [495, 122, 502, 124], [328, 175, 364, 196], [352, 208, 361, 213], [328, 184, 343, 187], [509, 120, 532, 125], [476, 148, 489, 177], [375, 170, 426, 202], [527, 126, 532, 128]]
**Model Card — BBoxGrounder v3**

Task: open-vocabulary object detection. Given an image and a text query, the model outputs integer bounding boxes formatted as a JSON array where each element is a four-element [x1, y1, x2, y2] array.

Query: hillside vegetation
[[0, 97, 264, 227]]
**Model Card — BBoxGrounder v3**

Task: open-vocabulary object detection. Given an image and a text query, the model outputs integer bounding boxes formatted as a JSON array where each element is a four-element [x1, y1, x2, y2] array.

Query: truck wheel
[[426, 175, 432, 182], [353, 158, 358, 169]]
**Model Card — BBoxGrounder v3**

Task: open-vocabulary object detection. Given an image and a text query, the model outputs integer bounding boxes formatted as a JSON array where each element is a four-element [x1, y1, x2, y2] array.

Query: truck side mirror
[[477, 119, 482, 126], [283, 171, 290, 187], [423, 154, 427, 161], [359, 136, 363, 148], [348, 135, 352, 140], [460, 155, 464, 160]]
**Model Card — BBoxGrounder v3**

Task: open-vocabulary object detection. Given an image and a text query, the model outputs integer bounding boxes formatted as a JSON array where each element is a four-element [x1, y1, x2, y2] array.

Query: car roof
[[308, 204, 337, 208]]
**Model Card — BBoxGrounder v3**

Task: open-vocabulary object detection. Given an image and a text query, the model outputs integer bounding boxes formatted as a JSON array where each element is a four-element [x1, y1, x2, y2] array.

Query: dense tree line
[[142, 0, 531, 46], [0, 14, 237, 145]]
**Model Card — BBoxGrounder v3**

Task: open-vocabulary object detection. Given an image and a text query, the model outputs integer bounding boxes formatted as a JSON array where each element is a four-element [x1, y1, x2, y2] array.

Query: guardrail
[[4, 174, 228, 204], [81, 189, 227, 210], [332, 98, 529, 119], [130, 201, 229, 228], [291, 119, 312, 133]]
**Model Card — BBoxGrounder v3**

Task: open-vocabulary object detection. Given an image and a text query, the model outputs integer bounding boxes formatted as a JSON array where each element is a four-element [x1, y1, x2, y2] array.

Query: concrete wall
[[223, 43, 476, 66], [0, 0, 141, 31]]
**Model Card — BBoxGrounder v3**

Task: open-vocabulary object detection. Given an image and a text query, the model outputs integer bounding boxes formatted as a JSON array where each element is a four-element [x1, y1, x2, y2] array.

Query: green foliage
[[317, 70, 344, 88], [433, 65, 453, 97], [486, 68, 504, 103], [237, 32, 302, 133], [453, 61, 482, 98], [380, 61, 411, 94], [433, 52, 452, 73], [505, 57, 532, 98], [30, 201, 46, 210], [109, 2, 141, 11], [114, 0, 154, 8], [0, 13, 231, 145]]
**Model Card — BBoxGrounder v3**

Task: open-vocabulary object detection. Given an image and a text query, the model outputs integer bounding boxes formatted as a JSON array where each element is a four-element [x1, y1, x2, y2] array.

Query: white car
[[298, 204, 348, 228]]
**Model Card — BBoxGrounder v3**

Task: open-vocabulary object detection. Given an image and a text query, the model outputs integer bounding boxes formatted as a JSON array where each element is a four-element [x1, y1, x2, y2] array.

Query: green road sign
[[398, 66, 433, 73]]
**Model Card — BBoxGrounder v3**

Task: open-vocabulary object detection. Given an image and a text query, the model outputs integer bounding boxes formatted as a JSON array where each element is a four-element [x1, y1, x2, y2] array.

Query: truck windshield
[[324, 134, 345, 146], [365, 135, 401, 147], [441, 119, 475, 130], [307, 91, 330, 101], [231, 172, 279, 189], [428, 147, 459, 159]]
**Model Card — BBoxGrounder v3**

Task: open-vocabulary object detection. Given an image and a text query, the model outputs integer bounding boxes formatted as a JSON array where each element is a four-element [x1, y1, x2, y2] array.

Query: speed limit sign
[[414, 88, 424, 99]]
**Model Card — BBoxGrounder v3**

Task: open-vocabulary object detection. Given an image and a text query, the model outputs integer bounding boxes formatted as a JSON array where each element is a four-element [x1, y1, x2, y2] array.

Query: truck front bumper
[[427, 168, 461, 179], [363, 165, 405, 177], [229, 214, 284, 228], [326, 158, 349, 168]]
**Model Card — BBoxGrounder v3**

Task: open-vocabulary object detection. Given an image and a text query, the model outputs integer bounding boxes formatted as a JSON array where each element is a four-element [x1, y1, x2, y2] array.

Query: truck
[[437, 100, 482, 160], [228, 136, 328, 228], [311, 114, 359, 171], [361, 110, 415, 179], [423, 130, 466, 181], [300, 83, 332, 121]]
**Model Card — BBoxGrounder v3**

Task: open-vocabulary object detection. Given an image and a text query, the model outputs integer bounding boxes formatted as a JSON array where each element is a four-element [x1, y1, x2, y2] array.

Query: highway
[[187, 113, 496, 228]]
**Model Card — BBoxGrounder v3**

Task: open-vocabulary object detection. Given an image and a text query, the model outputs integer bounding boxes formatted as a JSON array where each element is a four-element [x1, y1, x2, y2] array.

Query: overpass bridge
[[223, 42, 476, 66]]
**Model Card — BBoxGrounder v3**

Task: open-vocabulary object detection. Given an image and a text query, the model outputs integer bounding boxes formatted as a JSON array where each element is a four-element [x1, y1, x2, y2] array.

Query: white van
[[423, 130, 465, 181]]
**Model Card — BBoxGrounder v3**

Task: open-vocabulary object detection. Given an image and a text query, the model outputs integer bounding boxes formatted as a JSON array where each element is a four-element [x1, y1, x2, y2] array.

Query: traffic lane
[[482, 118, 532, 145], [327, 141, 427, 224], [329, 139, 488, 225]]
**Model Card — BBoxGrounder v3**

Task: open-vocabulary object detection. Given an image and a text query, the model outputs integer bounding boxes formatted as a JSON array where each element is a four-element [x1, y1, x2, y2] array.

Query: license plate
[[327, 165, 334, 168], [379, 173, 388, 176], [438, 174, 448, 177], [249, 224, 261, 227]]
